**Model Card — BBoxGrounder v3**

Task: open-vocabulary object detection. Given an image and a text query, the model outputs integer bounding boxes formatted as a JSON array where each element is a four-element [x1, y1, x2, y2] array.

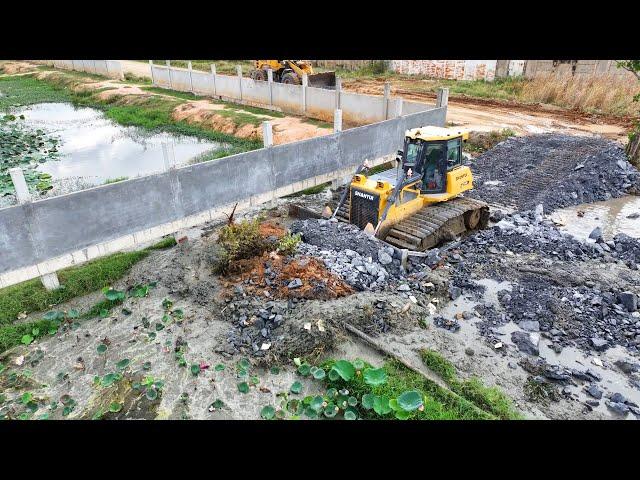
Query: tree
[[617, 60, 640, 165]]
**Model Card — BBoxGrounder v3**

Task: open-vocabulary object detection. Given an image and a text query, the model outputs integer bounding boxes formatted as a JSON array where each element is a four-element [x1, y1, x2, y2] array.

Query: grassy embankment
[[335, 64, 639, 117], [0, 238, 176, 353]]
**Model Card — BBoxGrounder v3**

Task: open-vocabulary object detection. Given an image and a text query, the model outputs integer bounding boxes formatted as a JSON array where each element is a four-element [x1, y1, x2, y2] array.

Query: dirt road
[[342, 78, 631, 141]]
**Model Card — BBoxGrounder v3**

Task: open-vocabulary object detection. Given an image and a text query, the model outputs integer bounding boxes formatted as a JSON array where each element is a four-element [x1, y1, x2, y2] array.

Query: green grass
[[0, 237, 176, 327], [0, 75, 72, 110], [225, 104, 285, 118], [103, 176, 129, 185], [285, 182, 331, 197], [465, 129, 517, 155], [302, 117, 332, 129], [141, 86, 199, 101], [332, 359, 496, 420], [420, 349, 522, 420], [189, 146, 249, 165], [0, 237, 176, 353]]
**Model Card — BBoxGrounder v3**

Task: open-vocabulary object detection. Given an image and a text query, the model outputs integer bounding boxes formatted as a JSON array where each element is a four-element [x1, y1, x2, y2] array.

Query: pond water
[[13, 103, 226, 185], [550, 195, 640, 241]]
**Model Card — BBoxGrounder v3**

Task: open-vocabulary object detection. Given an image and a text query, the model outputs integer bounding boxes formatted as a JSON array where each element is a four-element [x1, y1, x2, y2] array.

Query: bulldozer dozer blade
[[307, 72, 336, 89]]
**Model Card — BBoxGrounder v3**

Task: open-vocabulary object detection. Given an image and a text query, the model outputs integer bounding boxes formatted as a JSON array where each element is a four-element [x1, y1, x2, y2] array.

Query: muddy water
[[551, 195, 640, 241], [14, 103, 226, 184]]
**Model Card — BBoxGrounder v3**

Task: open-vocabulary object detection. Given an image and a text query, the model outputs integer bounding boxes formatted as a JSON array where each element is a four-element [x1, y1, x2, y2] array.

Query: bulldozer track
[[383, 197, 489, 251], [498, 146, 592, 210], [334, 195, 488, 251]]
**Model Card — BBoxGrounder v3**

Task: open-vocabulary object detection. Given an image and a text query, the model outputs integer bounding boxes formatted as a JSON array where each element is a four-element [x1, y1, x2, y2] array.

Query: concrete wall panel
[[0, 207, 36, 272], [340, 92, 386, 124], [169, 69, 192, 92], [215, 74, 240, 99], [177, 149, 274, 216], [25, 176, 179, 264], [271, 83, 303, 114], [151, 65, 170, 87], [402, 100, 432, 115], [191, 70, 215, 95], [306, 87, 336, 121], [240, 78, 271, 104]]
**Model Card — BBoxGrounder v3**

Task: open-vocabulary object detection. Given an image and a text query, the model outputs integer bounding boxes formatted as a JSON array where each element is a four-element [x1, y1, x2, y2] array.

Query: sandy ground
[[342, 78, 631, 142]]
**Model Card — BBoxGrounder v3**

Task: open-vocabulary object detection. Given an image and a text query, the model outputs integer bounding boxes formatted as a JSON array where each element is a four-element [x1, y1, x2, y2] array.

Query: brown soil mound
[[227, 253, 354, 301], [172, 101, 260, 139], [0, 61, 37, 75], [259, 221, 286, 239]]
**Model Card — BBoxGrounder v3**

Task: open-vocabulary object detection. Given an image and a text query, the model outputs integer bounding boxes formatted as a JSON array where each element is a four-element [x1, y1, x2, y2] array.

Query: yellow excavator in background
[[331, 126, 489, 251], [250, 60, 336, 89]]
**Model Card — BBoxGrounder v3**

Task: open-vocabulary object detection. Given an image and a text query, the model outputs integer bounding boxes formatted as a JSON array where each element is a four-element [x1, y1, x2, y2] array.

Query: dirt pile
[[468, 134, 640, 212], [225, 253, 354, 301], [172, 101, 258, 139]]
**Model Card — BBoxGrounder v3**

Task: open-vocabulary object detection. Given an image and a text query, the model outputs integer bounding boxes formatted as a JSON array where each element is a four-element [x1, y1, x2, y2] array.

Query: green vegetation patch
[[420, 349, 521, 420], [464, 129, 516, 155], [0, 237, 176, 330]]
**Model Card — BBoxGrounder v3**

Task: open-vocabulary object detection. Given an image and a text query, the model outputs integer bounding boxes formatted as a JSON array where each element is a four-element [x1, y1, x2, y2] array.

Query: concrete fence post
[[211, 64, 217, 96], [161, 143, 175, 170], [262, 121, 277, 208], [237, 65, 243, 101], [188, 61, 194, 94], [267, 69, 273, 105], [149, 60, 155, 86], [383, 82, 391, 119], [167, 60, 173, 89], [9, 167, 31, 204], [394, 98, 404, 118], [436, 87, 449, 108], [262, 121, 273, 148], [301, 73, 308, 113], [333, 109, 342, 133], [335, 77, 342, 110], [40, 273, 60, 291]]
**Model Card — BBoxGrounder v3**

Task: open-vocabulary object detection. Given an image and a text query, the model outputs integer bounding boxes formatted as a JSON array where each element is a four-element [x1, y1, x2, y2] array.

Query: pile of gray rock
[[221, 295, 292, 357], [439, 208, 640, 354], [468, 134, 640, 213]]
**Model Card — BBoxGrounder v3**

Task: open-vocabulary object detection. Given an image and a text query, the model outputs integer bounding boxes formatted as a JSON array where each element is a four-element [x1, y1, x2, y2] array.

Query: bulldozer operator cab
[[399, 127, 466, 194]]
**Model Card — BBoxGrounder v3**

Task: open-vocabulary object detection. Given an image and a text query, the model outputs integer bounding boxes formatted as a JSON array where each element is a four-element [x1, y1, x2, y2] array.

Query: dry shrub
[[520, 73, 640, 116]]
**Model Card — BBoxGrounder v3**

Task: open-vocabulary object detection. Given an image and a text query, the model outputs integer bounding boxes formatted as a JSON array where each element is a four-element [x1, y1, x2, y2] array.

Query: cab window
[[446, 139, 462, 169], [405, 141, 422, 165]]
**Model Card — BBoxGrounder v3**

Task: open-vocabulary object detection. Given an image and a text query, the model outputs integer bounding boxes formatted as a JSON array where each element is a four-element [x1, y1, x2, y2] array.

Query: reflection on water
[[551, 195, 640, 241], [14, 103, 226, 185]]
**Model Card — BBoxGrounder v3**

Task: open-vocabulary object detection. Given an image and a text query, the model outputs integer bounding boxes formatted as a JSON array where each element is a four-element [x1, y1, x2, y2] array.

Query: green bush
[[276, 233, 301, 256], [212, 219, 270, 274]]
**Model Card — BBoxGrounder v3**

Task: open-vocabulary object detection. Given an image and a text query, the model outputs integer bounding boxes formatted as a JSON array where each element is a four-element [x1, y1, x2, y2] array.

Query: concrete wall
[[147, 62, 436, 125], [53, 60, 123, 79], [0, 106, 447, 287], [523, 60, 638, 79], [390, 60, 497, 81]]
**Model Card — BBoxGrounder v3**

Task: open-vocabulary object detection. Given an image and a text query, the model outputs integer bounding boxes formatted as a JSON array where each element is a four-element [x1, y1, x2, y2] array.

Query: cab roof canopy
[[405, 126, 469, 142]]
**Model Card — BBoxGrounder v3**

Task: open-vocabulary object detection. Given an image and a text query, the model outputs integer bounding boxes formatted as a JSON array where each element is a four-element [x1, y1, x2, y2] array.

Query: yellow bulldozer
[[291, 126, 489, 251], [250, 60, 336, 89], [334, 126, 489, 250]]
